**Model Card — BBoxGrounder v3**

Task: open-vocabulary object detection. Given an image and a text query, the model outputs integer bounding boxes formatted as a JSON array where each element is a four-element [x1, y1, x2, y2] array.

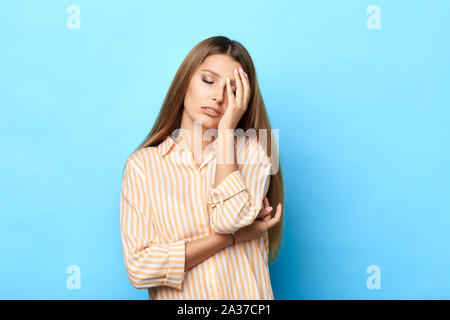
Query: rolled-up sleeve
[[120, 154, 187, 291], [207, 138, 272, 234]]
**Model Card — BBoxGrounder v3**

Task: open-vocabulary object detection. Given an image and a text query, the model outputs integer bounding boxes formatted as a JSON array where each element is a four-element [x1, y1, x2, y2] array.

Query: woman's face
[[182, 54, 243, 131]]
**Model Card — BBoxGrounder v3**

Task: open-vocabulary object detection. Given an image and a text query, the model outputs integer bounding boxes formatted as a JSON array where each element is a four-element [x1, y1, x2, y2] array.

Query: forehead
[[198, 54, 242, 77]]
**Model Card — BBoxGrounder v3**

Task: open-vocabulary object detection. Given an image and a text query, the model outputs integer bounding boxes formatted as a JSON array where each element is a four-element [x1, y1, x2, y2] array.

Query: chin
[[200, 121, 218, 130], [197, 115, 220, 129]]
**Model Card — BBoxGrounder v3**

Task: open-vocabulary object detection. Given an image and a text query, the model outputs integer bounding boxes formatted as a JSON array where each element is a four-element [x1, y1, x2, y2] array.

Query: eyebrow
[[202, 69, 220, 77], [202, 69, 235, 85]]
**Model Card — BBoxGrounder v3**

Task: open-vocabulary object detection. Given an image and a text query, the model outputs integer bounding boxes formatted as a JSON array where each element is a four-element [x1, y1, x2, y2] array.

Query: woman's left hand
[[217, 67, 250, 131]]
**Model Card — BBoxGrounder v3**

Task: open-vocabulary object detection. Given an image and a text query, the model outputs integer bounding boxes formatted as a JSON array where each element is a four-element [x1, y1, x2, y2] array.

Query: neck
[[178, 113, 216, 156]]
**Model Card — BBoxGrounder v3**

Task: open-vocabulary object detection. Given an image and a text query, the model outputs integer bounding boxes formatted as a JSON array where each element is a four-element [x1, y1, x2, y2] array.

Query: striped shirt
[[120, 133, 273, 299]]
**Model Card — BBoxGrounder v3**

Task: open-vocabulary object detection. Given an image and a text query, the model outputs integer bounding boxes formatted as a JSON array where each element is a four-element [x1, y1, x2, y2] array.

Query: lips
[[202, 106, 221, 116]]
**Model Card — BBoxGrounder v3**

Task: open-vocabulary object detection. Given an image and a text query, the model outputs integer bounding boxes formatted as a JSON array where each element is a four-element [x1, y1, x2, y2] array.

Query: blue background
[[1, 0, 449, 299]]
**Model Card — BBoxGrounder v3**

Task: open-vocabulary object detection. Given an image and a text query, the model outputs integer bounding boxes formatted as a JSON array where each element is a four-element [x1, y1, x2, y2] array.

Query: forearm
[[185, 233, 233, 272], [213, 129, 238, 188], [207, 135, 271, 234]]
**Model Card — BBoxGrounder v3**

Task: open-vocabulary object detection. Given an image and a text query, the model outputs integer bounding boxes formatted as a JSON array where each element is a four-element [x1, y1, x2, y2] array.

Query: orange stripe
[[120, 135, 274, 299]]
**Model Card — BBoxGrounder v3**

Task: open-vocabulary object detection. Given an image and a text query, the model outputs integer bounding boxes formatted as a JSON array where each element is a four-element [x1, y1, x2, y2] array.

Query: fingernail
[[267, 207, 273, 212], [244, 71, 248, 78]]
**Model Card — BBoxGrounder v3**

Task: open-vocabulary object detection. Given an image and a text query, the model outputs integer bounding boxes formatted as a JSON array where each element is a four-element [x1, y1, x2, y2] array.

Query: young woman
[[120, 36, 284, 300]]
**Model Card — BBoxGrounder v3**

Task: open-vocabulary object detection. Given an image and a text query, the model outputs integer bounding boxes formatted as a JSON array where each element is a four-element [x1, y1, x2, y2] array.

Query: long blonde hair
[[133, 36, 284, 263]]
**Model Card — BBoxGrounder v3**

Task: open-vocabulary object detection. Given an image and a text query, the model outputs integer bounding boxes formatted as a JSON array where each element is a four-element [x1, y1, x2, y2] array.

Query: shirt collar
[[157, 134, 219, 157], [157, 135, 177, 157]]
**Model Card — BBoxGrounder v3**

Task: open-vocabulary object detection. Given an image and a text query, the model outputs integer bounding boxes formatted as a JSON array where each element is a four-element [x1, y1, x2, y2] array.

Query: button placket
[[195, 168, 203, 207]]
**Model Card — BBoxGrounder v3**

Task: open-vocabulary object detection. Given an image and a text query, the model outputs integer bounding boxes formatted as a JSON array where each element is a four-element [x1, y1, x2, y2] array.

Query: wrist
[[225, 233, 234, 247], [217, 128, 235, 136], [231, 232, 235, 246], [214, 233, 233, 250], [216, 131, 237, 165]]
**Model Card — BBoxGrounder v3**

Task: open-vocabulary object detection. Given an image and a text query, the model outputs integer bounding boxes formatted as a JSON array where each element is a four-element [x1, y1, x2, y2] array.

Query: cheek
[[187, 82, 208, 105], [194, 83, 210, 101], [185, 87, 207, 116]]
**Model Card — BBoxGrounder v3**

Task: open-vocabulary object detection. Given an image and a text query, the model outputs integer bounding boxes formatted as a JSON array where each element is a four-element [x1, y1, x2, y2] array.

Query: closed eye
[[202, 79, 236, 94]]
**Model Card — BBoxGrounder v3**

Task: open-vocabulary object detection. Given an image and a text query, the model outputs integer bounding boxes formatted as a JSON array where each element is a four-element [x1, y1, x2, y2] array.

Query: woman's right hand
[[234, 198, 282, 244], [255, 197, 273, 221]]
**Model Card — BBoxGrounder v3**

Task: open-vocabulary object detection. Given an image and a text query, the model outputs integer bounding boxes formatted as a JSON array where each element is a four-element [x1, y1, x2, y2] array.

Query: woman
[[120, 36, 284, 300]]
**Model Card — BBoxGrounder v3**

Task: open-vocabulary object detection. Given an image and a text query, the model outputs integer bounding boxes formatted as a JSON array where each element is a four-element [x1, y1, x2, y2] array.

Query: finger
[[257, 212, 269, 221], [266, 203, 282, 228], [256, 208, 265, 219], [263, 196, 269, 208], [257, 207, 270, 220], [263, 214, 271, 222], [256, 209, 264, 219], [234, 67, 243, 107], [238, 67, 250, 109], [271, 203, 282, 222], [256, 209, 268, 220], [226, 77, 234, 105]]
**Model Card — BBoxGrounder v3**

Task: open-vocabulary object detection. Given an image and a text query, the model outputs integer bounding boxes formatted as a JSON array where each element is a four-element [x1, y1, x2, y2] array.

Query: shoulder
[[124, 147, 157, 176]]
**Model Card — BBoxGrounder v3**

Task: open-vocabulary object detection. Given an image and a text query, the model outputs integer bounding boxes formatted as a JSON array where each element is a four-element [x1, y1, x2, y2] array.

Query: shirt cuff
[[164, 239, 187, 291], [207, 170, 247, 208]]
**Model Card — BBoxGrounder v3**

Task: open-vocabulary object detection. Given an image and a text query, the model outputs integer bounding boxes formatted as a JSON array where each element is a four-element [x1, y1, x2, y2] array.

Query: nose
[[213, 87, 224, 103], [212, 80, 229, 104]]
